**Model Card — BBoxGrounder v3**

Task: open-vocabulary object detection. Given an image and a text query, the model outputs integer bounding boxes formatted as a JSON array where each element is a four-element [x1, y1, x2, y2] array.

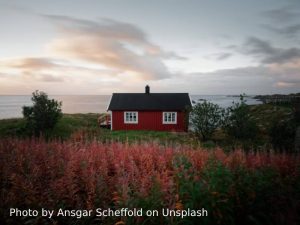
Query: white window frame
[[162, 112, 177, 124], [124, 111, 138, 124]]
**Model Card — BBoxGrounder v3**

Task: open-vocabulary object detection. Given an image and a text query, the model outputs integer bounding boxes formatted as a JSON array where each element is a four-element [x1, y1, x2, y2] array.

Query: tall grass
[[0, 138, 299, 225]]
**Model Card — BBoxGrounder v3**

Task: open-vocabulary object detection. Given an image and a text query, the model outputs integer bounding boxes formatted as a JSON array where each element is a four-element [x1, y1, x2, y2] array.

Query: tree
[[23, 90, 62, 136], [190, 101, 225, 141], [223, 95, 258, 142]]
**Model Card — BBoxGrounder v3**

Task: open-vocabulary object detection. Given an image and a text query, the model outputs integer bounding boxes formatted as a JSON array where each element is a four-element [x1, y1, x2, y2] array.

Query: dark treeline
[[190, 94, 300, 152]]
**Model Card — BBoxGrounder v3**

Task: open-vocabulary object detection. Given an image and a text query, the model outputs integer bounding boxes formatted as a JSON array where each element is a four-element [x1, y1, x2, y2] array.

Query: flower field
[[1, 138, 300, 225]]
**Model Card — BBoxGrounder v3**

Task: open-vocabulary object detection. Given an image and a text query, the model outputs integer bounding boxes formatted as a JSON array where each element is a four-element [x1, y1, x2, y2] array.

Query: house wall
[[111, 111, 188, 132]]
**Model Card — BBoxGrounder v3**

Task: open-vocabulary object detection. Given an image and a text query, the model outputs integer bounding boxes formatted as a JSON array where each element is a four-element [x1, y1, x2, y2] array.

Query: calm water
[[0, 95, 261, 119]]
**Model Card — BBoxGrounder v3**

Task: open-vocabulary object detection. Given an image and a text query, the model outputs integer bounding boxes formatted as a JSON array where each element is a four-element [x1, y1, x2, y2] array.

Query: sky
[[0, 0, 300, 95]]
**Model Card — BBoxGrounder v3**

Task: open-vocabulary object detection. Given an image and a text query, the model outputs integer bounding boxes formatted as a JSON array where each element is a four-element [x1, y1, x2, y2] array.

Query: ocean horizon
[[0, 95, 262, 119]]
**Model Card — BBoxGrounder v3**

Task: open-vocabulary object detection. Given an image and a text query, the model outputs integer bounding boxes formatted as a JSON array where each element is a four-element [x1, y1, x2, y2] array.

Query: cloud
[[241, 37, 300, 64], [275, 81, 300, 88], [182, 62, 300, 94], [0, 57, 118, 84], [262, 23, 300, 40], [30, 73, 64, 82], [0, 56, 122, 94], [215, 53, 232, 61], [1, 13, 299, 95], [0, 57, 63, 82], [42, 74, 63, 82], [0, 57, 68, 82], [0, 72, 10, 78], [204, 52, 232, 62], [261, 5, 300, 40], [262, 7, 299, 23], [44, 15, 184, 80], [2, 57, 56, 71]]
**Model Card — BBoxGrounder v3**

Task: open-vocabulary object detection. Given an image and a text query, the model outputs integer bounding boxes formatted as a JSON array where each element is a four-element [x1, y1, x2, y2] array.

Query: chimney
[[145, 85, 150, 94]]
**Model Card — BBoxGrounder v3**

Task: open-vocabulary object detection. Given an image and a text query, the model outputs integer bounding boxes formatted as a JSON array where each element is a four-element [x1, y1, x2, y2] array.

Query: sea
[[0, 95, 262, 119]]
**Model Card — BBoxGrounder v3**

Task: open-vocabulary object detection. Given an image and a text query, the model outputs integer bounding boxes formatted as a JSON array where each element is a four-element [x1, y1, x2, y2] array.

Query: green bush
[[190, 101, 225, 141], [22, 90, 62, 136], [269, 118, 296, 152], [224, 95, 259, 144]]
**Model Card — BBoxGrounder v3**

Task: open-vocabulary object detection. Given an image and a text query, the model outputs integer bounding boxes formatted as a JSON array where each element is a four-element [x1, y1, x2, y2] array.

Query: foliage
[[248, 103, 293, 131], [269, 117, 297, 152], [0, 114, 199, 146], [1, 139, 299, 225], [0, 100, 296, 152], [295, 106, 300, 124], [190, 101, 225, 141], [0, 118, 27, 137], [22, 90, 62, 136], [224, 95, 259, 143]]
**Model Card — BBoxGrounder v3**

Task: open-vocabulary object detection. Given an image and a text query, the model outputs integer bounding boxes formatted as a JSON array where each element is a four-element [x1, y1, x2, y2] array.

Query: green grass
[[0, 113, 198, 146], [0, 118, 26, 137], [0, 113, 100, 138], [52, 113, 100, 139], [0, 103, 294, 148], [100, 130, 196, 146]]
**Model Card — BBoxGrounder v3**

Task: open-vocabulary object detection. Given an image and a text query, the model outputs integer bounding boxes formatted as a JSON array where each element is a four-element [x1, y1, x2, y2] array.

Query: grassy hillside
[[249, 103, 294, 130], [0, 118, 26, 137], [0, 113, 196, 146], [0, 113, 99, 138], [0, 103, 295, 148]]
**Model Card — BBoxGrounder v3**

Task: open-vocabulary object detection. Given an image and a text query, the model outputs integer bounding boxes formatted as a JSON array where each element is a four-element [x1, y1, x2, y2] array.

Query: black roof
[[108, 93, 192, 111]]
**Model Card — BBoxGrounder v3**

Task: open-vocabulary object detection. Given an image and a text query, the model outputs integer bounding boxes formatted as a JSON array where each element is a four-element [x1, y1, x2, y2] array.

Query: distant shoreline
[[254, 93, 300, 104], [0, 95, 261, 120]]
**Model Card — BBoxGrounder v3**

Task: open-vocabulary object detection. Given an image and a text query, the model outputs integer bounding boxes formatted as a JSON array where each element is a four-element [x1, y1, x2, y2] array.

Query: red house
[[107, 86, 192, 131]]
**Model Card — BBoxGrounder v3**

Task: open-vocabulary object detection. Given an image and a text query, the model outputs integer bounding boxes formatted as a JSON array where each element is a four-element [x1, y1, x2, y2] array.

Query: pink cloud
[[45, 16, 184, 80]]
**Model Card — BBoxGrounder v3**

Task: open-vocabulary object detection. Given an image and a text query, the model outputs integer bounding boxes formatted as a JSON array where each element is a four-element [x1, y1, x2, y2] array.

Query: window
[[124, 111, 138, 124], [163, 112, 177, 124]]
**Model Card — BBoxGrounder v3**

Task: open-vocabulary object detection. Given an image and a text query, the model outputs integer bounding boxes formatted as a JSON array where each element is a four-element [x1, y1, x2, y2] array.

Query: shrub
[[190, 101, 225, 141], [224, 95, 259, 144], [269, 118, 296, 152], [22, 90, 62, 136]]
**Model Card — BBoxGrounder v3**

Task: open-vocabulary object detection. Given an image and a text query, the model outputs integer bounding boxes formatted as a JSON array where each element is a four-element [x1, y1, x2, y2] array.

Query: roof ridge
[[112, 93, 189, 94], [108, 93, 191, 111]]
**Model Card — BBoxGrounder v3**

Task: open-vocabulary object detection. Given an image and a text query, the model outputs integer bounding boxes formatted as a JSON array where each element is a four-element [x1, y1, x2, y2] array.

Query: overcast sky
[[0, 0, 300, 95]]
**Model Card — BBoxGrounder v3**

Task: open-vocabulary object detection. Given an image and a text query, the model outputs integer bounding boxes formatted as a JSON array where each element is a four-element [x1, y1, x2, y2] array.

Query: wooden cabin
[[107, 86, 192, 131]]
